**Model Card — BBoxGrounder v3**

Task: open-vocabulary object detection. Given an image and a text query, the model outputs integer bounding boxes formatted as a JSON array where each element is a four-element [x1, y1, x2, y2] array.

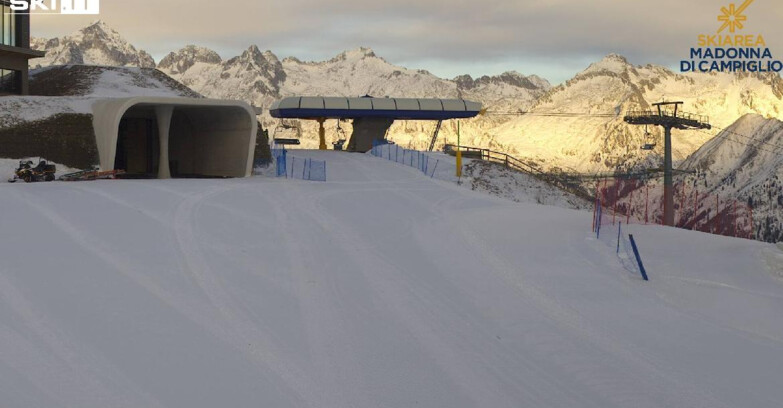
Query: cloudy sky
[[31, 0, 783, 84]]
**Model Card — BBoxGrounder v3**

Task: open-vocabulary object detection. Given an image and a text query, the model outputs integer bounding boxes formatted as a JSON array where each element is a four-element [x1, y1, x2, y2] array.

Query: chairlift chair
[[333, 121, 347, 151], [640, 125, 656, 150], [336, 120, 347, 139], [272, 120, 302, 145]]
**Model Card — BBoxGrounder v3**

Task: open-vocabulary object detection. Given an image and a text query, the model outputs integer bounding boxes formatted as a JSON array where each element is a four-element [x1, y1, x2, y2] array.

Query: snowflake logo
[[717, 0, 754, 33]]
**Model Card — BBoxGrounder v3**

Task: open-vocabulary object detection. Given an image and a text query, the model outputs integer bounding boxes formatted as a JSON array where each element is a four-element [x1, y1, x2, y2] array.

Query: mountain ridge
[[31, 22, 551, 107], [674, 114, 783, 241], [29, 21, 783, 176]]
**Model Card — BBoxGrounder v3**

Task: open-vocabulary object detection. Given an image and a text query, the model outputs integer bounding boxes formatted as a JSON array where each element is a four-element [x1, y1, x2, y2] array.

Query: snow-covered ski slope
[[1, 151, 782, 408]]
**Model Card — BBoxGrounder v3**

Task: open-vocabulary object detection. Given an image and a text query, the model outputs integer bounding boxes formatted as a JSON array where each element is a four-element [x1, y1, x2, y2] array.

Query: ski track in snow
[[4, 188, 169, 407], [450, 219, 728, 408], [289, 171, 502, 406], [169, 182, 323, 405], [1, 151, 782, 407]]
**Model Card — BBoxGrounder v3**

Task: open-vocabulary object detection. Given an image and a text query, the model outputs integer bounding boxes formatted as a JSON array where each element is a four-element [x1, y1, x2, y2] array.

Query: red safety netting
[[592, 177, 754, 240]]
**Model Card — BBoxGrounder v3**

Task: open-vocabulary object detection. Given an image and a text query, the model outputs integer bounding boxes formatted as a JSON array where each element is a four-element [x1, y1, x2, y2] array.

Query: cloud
[[30, 0, 783, 83]]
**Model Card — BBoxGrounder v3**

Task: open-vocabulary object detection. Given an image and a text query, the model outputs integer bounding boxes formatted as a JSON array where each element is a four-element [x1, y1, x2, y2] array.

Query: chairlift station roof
[[270, 96, 482, 120]]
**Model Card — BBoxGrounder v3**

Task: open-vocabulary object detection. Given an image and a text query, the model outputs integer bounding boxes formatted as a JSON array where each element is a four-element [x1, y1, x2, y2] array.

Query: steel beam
[[663, 126, 674, 226]]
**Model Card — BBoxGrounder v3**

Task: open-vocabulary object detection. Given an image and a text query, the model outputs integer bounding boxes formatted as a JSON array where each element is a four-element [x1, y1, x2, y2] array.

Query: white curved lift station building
[[92, 97, 258, 179]]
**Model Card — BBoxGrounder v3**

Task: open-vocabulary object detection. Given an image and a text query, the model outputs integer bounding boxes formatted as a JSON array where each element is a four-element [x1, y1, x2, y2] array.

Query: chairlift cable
[[487, 109, 783, 154], [694, 126, 783, 156]]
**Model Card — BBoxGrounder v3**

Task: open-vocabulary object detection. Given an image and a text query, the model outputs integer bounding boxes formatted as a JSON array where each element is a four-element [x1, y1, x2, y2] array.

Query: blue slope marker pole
[[629, 234, 649, 281], [596, 205, 602, 239]]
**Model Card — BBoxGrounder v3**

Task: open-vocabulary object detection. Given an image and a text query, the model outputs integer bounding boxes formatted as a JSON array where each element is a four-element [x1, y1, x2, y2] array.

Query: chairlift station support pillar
[[624, 102, 711, 226]]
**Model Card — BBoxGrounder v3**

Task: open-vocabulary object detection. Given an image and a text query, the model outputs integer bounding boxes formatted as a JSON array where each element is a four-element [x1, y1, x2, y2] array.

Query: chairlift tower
[[624, 102, 711, 226]]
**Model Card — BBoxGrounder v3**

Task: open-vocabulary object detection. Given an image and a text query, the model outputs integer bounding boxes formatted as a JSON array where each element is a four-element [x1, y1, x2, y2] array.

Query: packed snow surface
[[1, 151, 782, 408]]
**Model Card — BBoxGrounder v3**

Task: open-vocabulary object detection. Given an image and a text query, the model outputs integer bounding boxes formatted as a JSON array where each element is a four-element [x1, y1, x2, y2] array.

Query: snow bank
[[89, 69, 187, 98], [364, 147, 590, 210]]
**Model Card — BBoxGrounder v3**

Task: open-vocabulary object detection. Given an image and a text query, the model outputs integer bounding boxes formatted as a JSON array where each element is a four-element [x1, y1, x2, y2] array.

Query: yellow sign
[[717, 0, 753, 33], [698, 34, 765, 47], [681, 0, 781, 73]]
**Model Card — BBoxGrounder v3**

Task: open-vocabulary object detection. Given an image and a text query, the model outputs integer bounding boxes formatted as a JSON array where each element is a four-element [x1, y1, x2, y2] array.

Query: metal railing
[[624, 110, 710, 126], [444, 144, 594, 201]]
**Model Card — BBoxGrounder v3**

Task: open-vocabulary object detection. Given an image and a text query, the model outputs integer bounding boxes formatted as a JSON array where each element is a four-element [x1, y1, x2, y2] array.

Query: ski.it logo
[[10, 0, 100, 15], [680, 0, 782, 73]]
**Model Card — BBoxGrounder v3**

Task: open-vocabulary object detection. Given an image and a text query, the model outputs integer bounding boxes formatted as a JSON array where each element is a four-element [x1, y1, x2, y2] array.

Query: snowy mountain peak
[[31, 20, 155, 68], [454, 71, 552, 91], [72, 20, 140, 55], [80, 20, 113, 35], [332, 47, 379, 62], [158, 45, 222, 75], [242, 44, 263, 59], [581, 53, 633, 76], [603, 53, 630, 63], [685, 113, 783, 173], [236, 45, 281, 67], [679, 113, 783, 240]]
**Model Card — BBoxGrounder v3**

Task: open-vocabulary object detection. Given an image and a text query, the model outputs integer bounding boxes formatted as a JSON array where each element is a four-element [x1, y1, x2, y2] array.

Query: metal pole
[[593, 181, 599, 231], [318, 119, 327, 150], [679, 182, 686, 227], [733, 201, 738, 237], [645, 183, 649, 224], [716, 194, 721, 234], [612, 178, 618, 225], [663, 126, 674, 226], [627, 181, 633, 224]]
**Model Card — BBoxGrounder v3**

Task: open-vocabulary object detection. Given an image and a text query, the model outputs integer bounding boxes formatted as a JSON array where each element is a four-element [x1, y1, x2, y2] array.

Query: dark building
[[0, 1, 44, 95]]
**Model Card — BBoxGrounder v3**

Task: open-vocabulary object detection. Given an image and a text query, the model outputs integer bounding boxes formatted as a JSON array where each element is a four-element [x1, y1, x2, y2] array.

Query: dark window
[[0, 69, 19, 94], [1, 3, 16, 47]]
